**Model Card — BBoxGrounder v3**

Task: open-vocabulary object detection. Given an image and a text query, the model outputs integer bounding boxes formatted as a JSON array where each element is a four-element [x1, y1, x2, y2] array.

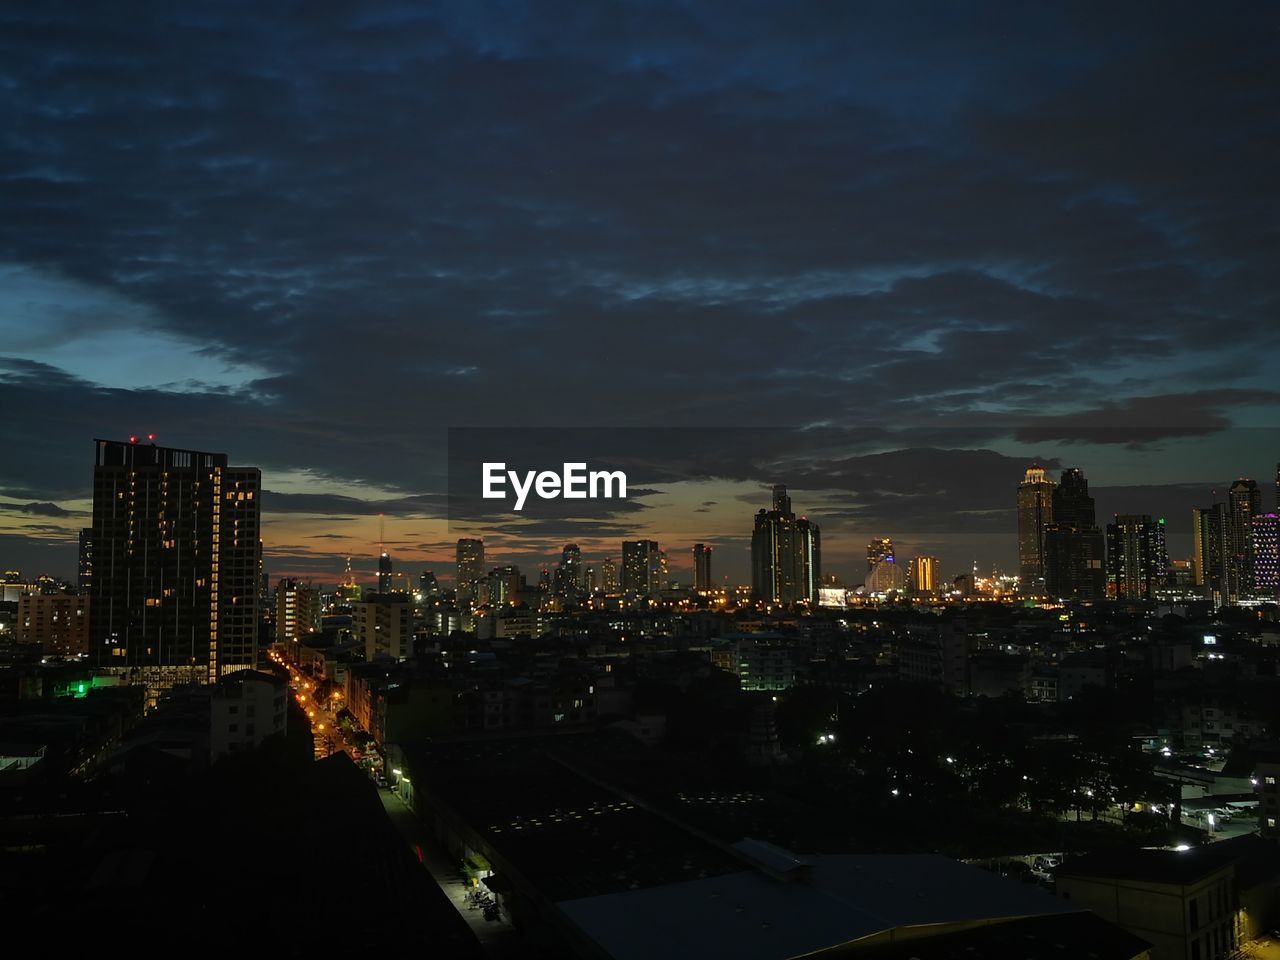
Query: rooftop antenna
[[379, 513, 386, 556]]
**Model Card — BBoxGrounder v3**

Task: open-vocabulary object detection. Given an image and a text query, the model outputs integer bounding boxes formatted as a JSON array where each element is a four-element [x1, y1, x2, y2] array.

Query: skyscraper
[[89, 438, 261, 692], [1016, 465, 1055, 590], [621, 540, 660, 596], [1106, 514, 1167, 601], [908, 555, 940, 596], [276, 577, 320, 647], [554, 543, 582, 597], [418, 570, 440, 600], [600, 556, 618, 594], [77, 527, 93, 594], [456, 538, 485, 599], [377, 550, 393, 593], [750, 485, 820, 605], [866, 537, 894, 570], [692, 543, 713, 592], [1192, 504, 1231, 603], [1227, 478, 1261, 598], [1252, 512, 1279, 599], [1042, 468, 1106, 601]]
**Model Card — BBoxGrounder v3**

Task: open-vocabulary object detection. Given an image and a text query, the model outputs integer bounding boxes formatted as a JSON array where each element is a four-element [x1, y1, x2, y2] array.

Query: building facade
[[89, 438, 261, 692], [750, 485, 820, 605], [1017, 465, 1056, 591]]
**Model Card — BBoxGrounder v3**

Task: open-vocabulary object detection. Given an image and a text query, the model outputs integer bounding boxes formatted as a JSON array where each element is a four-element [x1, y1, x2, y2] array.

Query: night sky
[[2, 2, 1278, 586]]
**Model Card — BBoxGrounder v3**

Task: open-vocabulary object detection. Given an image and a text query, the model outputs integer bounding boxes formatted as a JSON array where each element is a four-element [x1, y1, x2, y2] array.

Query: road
[[378, 787, 526, 960]]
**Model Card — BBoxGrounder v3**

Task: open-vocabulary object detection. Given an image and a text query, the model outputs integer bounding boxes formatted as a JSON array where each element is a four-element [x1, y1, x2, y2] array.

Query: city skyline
[[3, 6, 1280, 586], [5, 435, 1280, 594]]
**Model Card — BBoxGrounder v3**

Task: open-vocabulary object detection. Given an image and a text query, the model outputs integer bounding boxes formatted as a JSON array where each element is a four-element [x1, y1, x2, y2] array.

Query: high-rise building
[[866, 538, 894, 570], [1106, 514, 1167, 601], [377, 551, 393, 593], [418, 570, 440, 600], [1192, 504, 1231, 603], [1227, 478, 1262, 597], [600, 557, 618, 594], [353, 593, 413, 661], [1016, 465, 1055, 590], [1042, 468, 1106, 601], [908, 556, 940, 596], [456, 538, 485, 600], [18, 592, 89, 657], [692, 543, 713, 592], [485, 564, 524, 606], [89, 438, 261, 691], [276, 578, 320, 649], [1253, 512, 1279, 599], [77, 527, 93, 594], [621, 540, 661, 596], [554, 543, 582, 596], [750, 485, 820, 605]]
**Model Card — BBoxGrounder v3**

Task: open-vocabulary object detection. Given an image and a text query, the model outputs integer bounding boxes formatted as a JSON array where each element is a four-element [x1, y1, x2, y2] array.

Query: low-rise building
[[210, 670, 288, 761]]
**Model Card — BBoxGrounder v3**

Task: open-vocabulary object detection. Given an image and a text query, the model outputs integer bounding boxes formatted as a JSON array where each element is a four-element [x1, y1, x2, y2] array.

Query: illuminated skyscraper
[[554, 543, 582, 596], [600, 556, 618, 594], [455, 538, 485, 599], [1043, 468, 1106, 601], [908, 556, 940, 595], [486, 564, 524, 606], [276, 577, 320, 647], [1106, 514, 1167, 601], [89, 438, 261, 691], [621, 540, 661, 596], [77, 527, 93, 594], [1192, 504, 1231, 603], [1016, 465, 1055, 590], [866, 538, 894, 571], [1227, 478, 1262, 597], [693, 543, 713, 592], [1253, 512, 1279, 599], [377, 551, 393, 593], [750, 485, 820, 604]]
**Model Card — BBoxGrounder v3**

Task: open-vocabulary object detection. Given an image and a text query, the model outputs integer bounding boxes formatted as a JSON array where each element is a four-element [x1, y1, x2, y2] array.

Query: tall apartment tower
[[621, 540, 661, 596], [1043, 467, 1106, 601], [600, 556, 618, 594], [1253, 512, 1280, 600], [692, 543, 713, 592], [750, 485, 820, 605], [275, 577, 320, 648], [1192, 504, 1231, 604], [89, 438, 261, 692], [455, 538, 485, 600], [1227, 478, 1262, 598], [77, 527, 94, 594], [1106, 514, 1168, 601], [1016, 465, 1055, 590]]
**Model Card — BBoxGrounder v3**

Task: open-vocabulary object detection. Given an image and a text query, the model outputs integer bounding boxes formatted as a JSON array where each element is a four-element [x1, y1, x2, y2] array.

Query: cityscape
[[3, 437, 1280, 958], [4, 4, 1280, 960]]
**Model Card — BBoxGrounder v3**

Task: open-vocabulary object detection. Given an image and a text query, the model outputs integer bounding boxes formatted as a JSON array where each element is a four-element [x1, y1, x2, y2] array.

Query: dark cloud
[[1012, 391, 1280, 446], [9, 501, 77, 518], [1, 3, 1278, 577]]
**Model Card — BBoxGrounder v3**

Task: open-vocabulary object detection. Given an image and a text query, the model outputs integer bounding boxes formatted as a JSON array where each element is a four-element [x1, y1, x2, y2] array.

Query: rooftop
[[558, 853, 1080, 960]]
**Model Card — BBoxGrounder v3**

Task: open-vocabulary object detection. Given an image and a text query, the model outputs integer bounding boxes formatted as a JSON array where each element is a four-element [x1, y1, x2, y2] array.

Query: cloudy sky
[[2, 2, 1278, 587]]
